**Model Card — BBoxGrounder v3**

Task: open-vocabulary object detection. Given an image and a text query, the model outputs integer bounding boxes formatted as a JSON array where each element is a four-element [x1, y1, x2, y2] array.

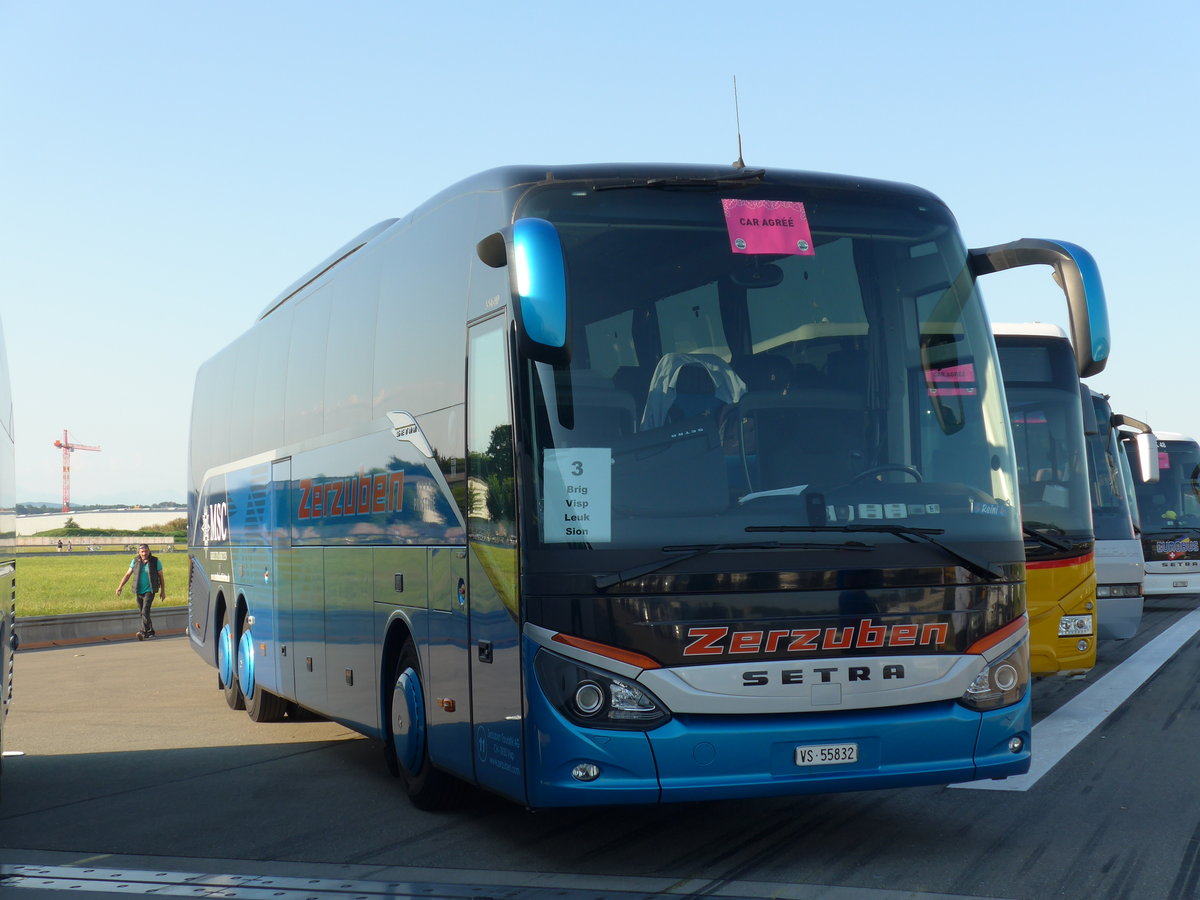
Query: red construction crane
[[53, 430, 101, 512]]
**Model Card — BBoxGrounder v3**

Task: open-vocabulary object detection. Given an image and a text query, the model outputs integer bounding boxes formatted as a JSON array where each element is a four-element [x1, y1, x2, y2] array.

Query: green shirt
[[130, 557, 163, 594]]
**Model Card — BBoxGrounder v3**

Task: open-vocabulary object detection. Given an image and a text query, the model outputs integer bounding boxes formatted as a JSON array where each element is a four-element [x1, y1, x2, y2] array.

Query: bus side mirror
[[969, 239, 1110, 378], [1113, 413, 1159, 484], [1133, 432, 1160, 483], [476, 218, 570, 364]]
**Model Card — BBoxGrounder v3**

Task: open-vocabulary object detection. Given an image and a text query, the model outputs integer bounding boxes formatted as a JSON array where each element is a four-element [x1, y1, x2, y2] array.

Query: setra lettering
[[741, 663, 908, 686]]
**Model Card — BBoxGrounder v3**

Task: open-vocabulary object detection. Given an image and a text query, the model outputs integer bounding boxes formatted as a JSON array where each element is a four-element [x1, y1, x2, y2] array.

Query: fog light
[[1008, 736, 1024, 753], [1077, 638, 1089, 652], [572, 763, 601, 782]]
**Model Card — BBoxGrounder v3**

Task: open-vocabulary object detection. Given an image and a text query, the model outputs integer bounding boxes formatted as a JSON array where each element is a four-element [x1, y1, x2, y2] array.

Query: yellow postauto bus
[[994, 323, 1097, 675]]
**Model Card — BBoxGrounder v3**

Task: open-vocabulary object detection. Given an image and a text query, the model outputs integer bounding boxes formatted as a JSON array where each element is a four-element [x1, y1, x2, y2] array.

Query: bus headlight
[[1096, 584, 1141, 599], [534, 649, 670, 730], [1058, 615, 1094, 637], [960, 640, 1030, 712]]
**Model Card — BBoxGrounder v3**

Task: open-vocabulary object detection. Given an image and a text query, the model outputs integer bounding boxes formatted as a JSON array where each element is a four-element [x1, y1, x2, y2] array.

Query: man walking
[[116, 543, 166, 640]]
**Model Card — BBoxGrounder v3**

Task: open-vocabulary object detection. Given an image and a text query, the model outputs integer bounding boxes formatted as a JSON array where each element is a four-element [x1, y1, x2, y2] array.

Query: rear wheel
[[241, 628, 288, 722], [218, 607, 244, 710], [384, 640, 462, 810]]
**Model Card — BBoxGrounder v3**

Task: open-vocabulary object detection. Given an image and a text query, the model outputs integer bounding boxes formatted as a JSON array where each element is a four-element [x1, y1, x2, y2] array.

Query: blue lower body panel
[[523, 654, 1030, 808], [652, 699, 1030, 802]]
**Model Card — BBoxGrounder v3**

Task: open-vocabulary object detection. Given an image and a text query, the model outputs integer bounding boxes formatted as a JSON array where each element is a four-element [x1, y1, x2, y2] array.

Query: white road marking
[[0, 863, 1016, 900], [956, 604, 1200, 791]]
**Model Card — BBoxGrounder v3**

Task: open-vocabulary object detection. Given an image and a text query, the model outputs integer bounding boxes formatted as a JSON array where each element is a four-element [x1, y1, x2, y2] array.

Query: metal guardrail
[[20, 537, 181, 549], [14, 606, 189, 648]]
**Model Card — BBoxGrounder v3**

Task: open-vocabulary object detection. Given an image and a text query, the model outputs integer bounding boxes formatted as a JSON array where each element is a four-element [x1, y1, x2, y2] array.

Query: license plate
[[795, 742, 858, 766], [1174, 581, 1188, 588]]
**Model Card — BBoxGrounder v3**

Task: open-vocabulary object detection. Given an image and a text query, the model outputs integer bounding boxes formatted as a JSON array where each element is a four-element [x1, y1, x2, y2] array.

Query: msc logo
[[201, 501, 229, 546]]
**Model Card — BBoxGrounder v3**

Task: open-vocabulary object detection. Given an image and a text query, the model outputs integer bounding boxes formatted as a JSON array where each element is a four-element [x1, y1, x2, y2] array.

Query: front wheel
[[384, 641, 463, 810]]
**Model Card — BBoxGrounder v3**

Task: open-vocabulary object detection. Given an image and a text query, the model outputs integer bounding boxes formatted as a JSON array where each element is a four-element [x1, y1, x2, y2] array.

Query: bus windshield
[[1135, 438, 1200, 531], [994, 335, 1092, 547], [1087, 394, 1136, 542], [517, 181, 1018, 554]]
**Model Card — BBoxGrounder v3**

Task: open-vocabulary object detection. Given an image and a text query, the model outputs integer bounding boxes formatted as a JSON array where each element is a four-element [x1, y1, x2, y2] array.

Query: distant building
[[16, 509, 185, 536]]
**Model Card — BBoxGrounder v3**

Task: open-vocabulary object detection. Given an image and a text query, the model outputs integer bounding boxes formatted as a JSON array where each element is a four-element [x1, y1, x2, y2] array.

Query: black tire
[[246, 684, 289, 722], [240, 624, 288, 722], [219, 607, 245, 711], [384, 640, 464, 810]]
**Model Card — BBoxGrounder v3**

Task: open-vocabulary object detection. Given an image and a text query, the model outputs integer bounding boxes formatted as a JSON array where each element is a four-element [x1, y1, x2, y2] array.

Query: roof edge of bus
[[252, 164, 951, 323], [436, 163, 946, 204], [258, 218, 402, 321]]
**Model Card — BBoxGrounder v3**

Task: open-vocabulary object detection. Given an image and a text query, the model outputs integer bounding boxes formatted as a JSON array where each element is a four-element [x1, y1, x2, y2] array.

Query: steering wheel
[[850, 464, 923, 484]]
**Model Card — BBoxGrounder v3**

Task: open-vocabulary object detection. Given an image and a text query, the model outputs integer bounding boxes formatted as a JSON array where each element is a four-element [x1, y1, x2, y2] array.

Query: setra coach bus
[[1132, 432, 1200, 597], [188, 163, 1109, 808]]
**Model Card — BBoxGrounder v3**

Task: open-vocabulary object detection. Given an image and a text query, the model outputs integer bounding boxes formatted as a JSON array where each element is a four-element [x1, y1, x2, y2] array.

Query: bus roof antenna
[[732, 76, 745, 169]]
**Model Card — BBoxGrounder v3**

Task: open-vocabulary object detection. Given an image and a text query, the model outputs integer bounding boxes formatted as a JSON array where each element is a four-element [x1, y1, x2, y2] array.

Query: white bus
[[1087, 392, 1155, 639], [1133, 432, 1200, 597]]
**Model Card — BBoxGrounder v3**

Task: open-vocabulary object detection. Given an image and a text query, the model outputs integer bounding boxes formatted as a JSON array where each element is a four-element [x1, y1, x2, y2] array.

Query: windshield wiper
[[594, 539, 873, 590], [745, 523, 1006, 582], [594, 169, 767, 192], [1022, 525, 1073, 553]]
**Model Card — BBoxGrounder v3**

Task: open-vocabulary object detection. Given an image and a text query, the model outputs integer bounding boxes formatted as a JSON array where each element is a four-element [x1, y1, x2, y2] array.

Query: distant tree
[[63, 517, 81, 532], [139, 517, 187, 535]]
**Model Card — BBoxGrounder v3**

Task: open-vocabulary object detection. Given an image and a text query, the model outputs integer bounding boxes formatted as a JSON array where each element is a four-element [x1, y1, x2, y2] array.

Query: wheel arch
[[211, 590, 229, 668], [379, 609, 417, 734]]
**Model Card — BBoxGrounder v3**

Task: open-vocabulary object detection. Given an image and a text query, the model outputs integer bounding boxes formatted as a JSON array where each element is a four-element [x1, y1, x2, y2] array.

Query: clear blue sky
[[1, 1, 1196, 504]]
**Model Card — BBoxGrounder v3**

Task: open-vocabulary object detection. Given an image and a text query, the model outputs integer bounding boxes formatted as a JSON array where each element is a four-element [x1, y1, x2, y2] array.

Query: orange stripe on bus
[[965, 615, 1028, 655], [551, 633, 662, 669], [1026, 553, 1093, 571]]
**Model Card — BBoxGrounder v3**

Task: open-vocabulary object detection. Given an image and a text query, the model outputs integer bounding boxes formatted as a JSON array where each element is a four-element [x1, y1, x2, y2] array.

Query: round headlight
[[993, 663, 1018, 692], [573, 681, 605, 716]]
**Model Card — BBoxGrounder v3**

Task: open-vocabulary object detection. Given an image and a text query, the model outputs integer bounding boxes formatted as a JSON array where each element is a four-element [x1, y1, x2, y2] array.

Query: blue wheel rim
[[392, 666, 425, 773], [218, 622, 234, 688], [238, 629, 256, 700]]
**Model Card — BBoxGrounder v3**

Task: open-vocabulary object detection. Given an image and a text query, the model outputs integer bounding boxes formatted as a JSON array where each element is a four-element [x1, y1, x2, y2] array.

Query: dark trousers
[[136, 593, 155, 634]]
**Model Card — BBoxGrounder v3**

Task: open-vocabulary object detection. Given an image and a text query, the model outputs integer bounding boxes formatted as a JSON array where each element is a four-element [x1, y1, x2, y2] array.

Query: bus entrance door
[[466, 314, 525, 801], [271, 459, 295, 703]]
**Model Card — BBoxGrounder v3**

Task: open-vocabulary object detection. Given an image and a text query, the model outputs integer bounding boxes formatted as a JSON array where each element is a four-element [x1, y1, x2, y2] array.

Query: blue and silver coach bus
[[0, 315, 15, 788], [188, 164, 1108, 808]]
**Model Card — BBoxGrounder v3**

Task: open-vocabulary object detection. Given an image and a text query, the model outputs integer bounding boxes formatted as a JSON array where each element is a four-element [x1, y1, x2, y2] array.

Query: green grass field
[[15, 552, 189, 617]]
